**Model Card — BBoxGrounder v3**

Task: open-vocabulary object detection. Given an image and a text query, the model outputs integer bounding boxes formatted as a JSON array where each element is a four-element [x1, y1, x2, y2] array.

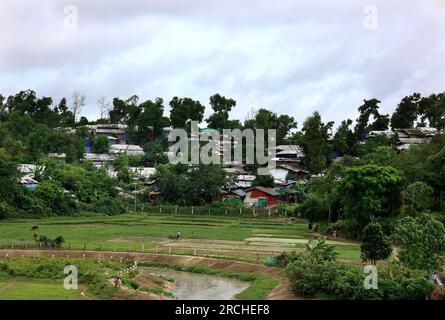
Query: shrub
[[275, 252, 302, 267], [316, 219, 361, 239], [298, 195, 329, 222], [0, 201, 15, 219], [398, 248, 442, 272], [360, 221, 392, 265], [284, 258, 338, 296]]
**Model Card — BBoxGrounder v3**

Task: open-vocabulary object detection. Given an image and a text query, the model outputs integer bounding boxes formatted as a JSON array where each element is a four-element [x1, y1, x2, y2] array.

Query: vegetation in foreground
[[0, 257, 125, 300]]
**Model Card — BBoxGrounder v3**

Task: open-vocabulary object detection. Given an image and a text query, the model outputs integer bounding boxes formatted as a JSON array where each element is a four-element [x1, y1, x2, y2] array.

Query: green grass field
[[0, 213, 360, 260], [0, 279, 82, 300]]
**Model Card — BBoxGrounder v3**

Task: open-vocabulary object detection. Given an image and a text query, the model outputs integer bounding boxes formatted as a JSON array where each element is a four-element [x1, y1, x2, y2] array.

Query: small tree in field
[[360, 221, 392, 265]]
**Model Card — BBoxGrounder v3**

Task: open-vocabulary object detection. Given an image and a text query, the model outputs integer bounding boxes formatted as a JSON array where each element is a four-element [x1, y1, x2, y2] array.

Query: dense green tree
[[355, 134, 390, 158], [333, 119, 355, 156], [169, 97, 205, 129], [354, 99, 389, 140], [206, 94, 237, 130], [143, 139, 168, 166], [339, 165, 402, 227], [360, 221, 392, 265], [109, 95, 140, 124], [419, 92, 445, 130], [402, 182, 434, 215], [92, 134, 110, 154], [131, 98, 170, 144], [154, 164, 227, 205], [244, 108, 297, 145], [300, 112, 333, 174], [390, 93, 421, 129], [362, 146, 398, 167], [0, 152, 19, 205]]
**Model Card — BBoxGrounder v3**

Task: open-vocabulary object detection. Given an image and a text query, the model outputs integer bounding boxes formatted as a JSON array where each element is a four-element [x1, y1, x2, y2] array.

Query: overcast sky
[[1, 0, 444, 128]]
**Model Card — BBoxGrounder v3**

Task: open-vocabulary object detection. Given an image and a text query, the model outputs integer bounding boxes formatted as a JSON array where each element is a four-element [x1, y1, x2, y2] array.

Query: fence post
[[160, 205, 162, 213], [175, 206, 178, 214], [68, 243, 71, 250], [240, 207, 242, 215], [169, 246, 171, 254], [11, 242, 13, 249], [225, 210, 227, 216], [84, 243, 86, 251], [142, 244, 144, 253], [192, 207, 194, 214]]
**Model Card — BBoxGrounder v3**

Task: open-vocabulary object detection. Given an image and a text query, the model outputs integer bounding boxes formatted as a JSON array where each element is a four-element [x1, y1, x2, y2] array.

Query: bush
[[316, 219, 361, 239], [284, 258, 338, 296], [0, 201, 15, 219], [398, 248, 442, 272], [334, 265, 383, 300], [275, 252, 302, 267], [298, 195, 329, 222], [360, 221, 392, 265], [284, 258, 434, 300]]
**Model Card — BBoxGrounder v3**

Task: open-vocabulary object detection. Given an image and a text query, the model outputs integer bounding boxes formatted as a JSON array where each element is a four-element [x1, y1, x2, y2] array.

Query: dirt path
[[0, 283, 14, 293], [0, 249, 298, 300]]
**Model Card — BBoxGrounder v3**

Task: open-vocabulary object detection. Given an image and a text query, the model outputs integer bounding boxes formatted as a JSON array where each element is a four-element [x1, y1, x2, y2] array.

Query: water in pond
[[142, 268, 250, 300]]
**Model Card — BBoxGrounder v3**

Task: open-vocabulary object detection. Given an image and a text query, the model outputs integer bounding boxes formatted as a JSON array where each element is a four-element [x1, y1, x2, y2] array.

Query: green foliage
[[300, 111, 333, 174], [143, 139, 168, 166], [169, 97, 205, 129], [244, 108, 297, 145], [92, 134, 110, 154], [362, 146, 398, 166], [154, 163, 227, 205], [252, 174, 275, 188], [284, 257, 433, 300], [333, 119, 355, 156], [34, 180, 77, 215], [360, 222, 392, 264], [356, 134, 390, 158], [339, 165, 402, 227], [397, 247, 442, 272], [390, 93, 421, 129], [274, 252, 302, 267], [393, 214, 445, 272], [298, 195, 329, 222], [305, 238, 338, 262], [354, 99, 389, 140], [206, 94, 237, 130], [402, 182, 434, 215], [393, 213, 445, 255]]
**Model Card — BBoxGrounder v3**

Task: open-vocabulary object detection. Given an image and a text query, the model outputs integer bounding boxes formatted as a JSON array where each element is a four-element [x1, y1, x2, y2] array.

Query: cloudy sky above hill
[[1, 0, 444, 128]]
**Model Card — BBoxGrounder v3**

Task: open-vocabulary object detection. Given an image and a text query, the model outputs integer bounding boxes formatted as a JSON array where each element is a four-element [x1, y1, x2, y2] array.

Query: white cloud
[[0, 0, 444, 128]]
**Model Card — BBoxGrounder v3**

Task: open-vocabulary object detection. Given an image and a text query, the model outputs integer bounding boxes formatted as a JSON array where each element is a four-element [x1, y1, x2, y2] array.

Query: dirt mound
[[133, 272, 174, 292]]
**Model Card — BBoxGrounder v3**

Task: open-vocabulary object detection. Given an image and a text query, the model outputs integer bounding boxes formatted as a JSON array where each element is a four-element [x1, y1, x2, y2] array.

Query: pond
[[142, 268, 250, 300]]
